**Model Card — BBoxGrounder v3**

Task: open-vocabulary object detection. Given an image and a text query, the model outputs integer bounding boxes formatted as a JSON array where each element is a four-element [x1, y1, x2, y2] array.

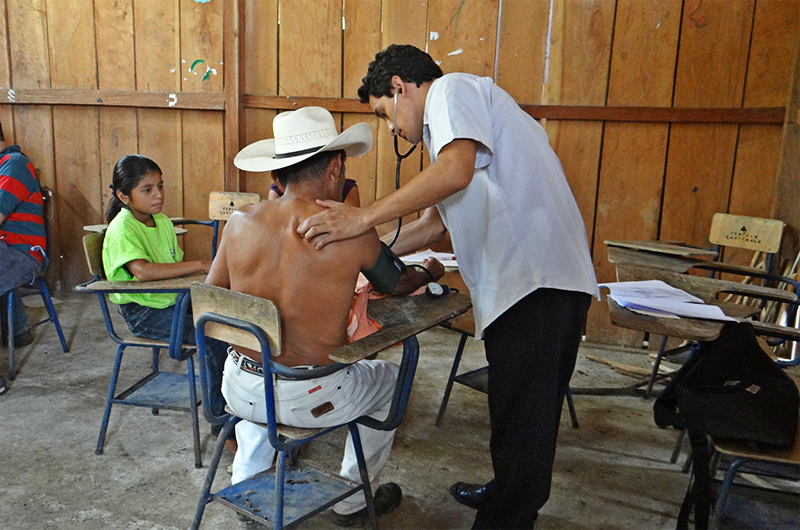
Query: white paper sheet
[[401, 248, 459, 268], [600, 280, 736, 321]]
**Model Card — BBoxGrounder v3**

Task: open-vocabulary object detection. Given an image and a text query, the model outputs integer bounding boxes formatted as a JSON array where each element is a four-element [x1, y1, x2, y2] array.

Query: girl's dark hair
[[106, 154, 162, 222], [357, 44, 443, 103]]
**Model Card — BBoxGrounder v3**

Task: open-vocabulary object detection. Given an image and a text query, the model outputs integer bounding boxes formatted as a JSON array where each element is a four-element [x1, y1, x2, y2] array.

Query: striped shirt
[[0, 145, 45, 261]]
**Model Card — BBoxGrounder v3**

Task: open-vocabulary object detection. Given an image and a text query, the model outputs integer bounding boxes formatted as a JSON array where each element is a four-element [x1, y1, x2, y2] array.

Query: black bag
[[653, 322, 799, 529]]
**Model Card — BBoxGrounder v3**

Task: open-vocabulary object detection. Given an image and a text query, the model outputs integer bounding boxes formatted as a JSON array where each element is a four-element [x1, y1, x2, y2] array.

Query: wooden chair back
[[208, 191, 261, 221], [190, 283, 281, 357], [83, 231, 106, 279], [709, 213, 784, 254]]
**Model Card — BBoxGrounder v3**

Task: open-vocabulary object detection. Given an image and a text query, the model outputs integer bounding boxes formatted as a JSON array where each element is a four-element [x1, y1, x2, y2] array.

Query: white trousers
[[221, 353, 399, 515]]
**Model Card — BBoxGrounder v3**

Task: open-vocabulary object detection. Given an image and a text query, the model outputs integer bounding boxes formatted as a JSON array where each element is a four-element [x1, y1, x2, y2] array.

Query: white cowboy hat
[[234, 106, 373, 172]]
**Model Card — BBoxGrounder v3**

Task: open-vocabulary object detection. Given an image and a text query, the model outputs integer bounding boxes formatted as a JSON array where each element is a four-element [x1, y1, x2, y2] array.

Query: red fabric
[[0, 174, 30, 200]]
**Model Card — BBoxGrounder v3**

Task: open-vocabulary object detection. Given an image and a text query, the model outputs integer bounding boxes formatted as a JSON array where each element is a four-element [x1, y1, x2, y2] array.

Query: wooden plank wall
[[0, 0, 226, 290], [1, 0, 797, 347]]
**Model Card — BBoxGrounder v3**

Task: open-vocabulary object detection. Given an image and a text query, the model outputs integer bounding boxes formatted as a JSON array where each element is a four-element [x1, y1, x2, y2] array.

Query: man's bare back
[[207, 196, 380, 367]]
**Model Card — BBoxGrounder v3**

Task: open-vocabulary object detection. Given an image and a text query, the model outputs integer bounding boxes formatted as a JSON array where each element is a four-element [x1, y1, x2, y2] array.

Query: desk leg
[[436, 332, 469, 427]]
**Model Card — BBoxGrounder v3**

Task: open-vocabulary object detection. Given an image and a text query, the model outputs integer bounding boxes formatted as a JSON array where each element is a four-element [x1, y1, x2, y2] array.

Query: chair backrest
[[83, 231, 106, 279], [190, 283, 281, 357], [208, 191, 261, 221], [709, 213, 784, 254]]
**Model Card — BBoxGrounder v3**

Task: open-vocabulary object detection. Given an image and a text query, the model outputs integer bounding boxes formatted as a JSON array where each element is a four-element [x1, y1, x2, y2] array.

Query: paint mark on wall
[[190, 59, 205, 73], [430, 31, 439, 41], [167, 93, 177, 107], [7, 89, 16, 102], [686, 0, 706, 28], [193, 0, 211, 3], [445, 0, 467, 37], [447, 48, 464, 56]]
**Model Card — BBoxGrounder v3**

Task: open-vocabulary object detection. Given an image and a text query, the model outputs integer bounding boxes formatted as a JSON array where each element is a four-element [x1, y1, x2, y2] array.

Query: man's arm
[[362, 239, 445, 296], [380, 207, 447, 257], [0, 212, 5, 225], [297, 139, 477, 249]]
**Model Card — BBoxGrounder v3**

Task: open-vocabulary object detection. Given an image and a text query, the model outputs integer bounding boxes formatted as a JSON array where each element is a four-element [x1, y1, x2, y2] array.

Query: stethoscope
[[387, 88, 418, 248]]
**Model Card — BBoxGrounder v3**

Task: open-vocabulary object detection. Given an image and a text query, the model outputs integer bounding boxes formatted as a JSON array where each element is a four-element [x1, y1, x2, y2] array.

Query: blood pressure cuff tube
[[362, 242, 405, 294]]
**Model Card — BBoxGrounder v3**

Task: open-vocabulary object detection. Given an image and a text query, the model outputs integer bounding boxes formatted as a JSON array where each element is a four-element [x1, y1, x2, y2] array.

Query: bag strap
[[677, 425, 711, 529]]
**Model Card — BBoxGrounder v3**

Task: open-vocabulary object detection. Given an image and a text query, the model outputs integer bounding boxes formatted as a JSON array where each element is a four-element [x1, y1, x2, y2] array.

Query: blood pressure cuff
[[362, 242, 405, 294]]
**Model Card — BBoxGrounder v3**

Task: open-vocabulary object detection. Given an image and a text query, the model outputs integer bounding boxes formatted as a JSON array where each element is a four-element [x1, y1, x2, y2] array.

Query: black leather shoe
[[449, 482, 490, 509], [331, 482, 402, 527]]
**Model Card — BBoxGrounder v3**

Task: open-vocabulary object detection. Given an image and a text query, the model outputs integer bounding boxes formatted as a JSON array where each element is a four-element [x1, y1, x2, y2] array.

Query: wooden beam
[[1, 88, 224, 110], [223, 0, 244, 192], [242, 94, 785, 124]]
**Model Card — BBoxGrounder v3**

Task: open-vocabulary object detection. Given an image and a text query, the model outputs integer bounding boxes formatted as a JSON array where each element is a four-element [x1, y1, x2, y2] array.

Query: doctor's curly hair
[[357, 44, 443, 103]]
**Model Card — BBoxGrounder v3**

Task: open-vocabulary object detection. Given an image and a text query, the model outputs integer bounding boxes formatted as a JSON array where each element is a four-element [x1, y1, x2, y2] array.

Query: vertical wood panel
[[0, 0, 12, 147], [241, 108, 275, 197], [46, 0, 96, 89], [182, 110, 224, 260], [343, 1, 381, 206], [13, 105, 57, 283], [94, 0, 135, 91], [661, 1, 756, 245], [727, 0, 800, 267], [278, 0, 341, 97], [426, 0, 499, 78], [134, 0, 180, 91], [587, 0, 681, 345], [373, 0, 430, 234], [495, 0, 550, 105], [98, 109, 138, 222], [53, 106, 101, 287], [240, 0, 278, 193], [180, 0, 224, 255], [7, 0, 49, 89], [244, 0, 278, 95], [380, 0, 428, 49], [744, 0, 799, 108], [138, 109, 182, 218], [180, 0, 223, 93], [95, 0, 137, 223]]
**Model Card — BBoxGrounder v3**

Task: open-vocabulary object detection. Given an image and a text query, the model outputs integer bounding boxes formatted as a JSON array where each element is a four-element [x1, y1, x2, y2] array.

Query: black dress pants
[[472, 288, 591, 530]]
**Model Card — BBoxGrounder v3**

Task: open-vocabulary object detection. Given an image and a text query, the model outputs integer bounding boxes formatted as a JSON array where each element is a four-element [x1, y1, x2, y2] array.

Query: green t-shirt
[[102, 208, 184, 308]]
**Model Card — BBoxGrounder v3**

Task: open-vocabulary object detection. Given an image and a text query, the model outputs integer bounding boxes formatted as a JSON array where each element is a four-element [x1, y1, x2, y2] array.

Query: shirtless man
[[206, 106, 443, 526]]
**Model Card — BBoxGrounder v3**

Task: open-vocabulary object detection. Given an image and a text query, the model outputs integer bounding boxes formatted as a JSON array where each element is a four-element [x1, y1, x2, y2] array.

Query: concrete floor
[[2, 292, 799, 529]]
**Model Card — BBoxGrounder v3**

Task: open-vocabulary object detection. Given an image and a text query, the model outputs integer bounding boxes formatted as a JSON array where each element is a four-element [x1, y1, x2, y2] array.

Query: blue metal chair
[[77, 231, 203, 467], [190, 283, 420, 530], [2, 186, 69, 381]]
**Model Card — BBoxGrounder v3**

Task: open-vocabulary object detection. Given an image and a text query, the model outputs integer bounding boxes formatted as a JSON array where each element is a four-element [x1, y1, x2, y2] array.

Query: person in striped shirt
[[0, 121, 45, 372]]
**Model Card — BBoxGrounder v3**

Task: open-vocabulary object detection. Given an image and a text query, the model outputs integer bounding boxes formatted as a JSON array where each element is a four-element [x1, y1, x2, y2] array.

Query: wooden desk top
[[329, 293, 472, 364], [605, 240, 718, 258], [85, 272, 207, 293], [607, 298, 800, 343]]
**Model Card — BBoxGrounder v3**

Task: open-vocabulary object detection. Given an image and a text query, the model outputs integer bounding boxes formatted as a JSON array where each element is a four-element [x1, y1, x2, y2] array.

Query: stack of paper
[[401, 249, 458, 268], [599, 280, 735, 321]]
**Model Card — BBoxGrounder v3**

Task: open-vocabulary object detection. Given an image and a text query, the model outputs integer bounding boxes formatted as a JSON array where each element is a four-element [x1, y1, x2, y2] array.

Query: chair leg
[[6, 291, 15, 380], [710, 457, 746, 530], [275, 451, 287, 530], [151, 347, 160, 416], [36, 278, 69, 352], [436, 332, 469, 427], [192, 418, 239, 530], [96, 344, 125, 455], [565, 387, 579, 429], [645, 336, 669, 399], [349, 423, 377, 530], [187, 356, 202, 468]]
